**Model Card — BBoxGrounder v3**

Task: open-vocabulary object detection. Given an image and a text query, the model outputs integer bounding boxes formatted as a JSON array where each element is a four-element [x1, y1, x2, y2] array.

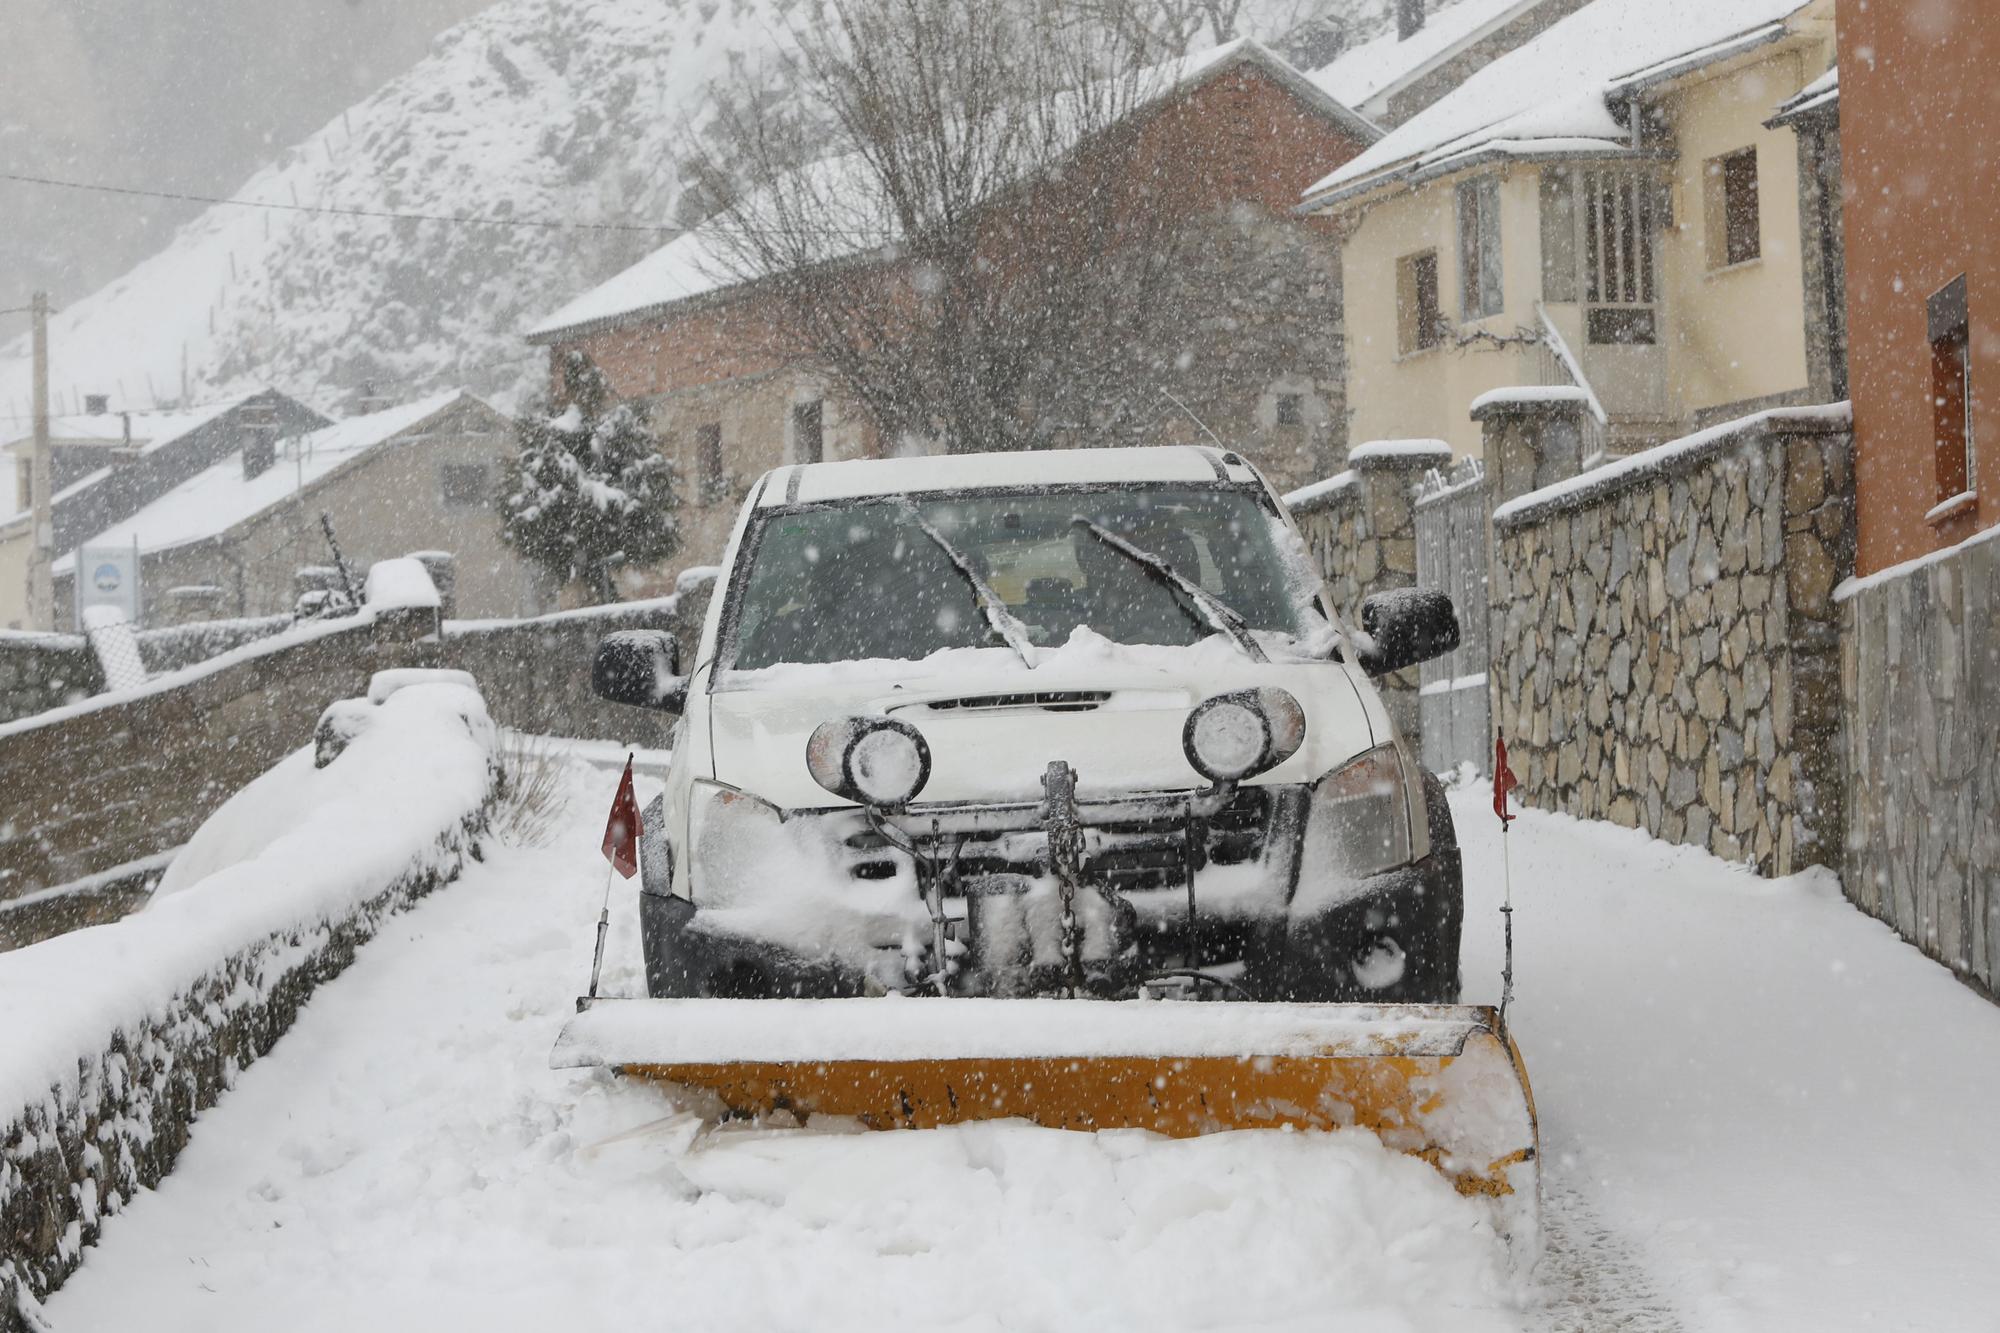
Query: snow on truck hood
[[706, 629, 1378, 809]]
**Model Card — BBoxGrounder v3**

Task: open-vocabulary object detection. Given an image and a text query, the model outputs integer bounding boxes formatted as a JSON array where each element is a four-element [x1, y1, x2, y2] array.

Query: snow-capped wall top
[[1301, 0, 1809, 206]]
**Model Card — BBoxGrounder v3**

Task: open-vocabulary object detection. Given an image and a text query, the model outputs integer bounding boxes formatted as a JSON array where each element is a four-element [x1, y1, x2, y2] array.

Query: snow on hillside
[[0, 0, 1398, 457], [0, 0, 795, 429]]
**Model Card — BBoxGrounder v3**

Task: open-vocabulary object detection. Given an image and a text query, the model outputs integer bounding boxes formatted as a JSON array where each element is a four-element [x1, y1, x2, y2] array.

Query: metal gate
[[1413, 460, 1490, 775]]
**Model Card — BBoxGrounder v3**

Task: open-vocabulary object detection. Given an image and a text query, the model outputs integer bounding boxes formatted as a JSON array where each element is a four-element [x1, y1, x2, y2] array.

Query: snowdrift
[[0, 677, 499, 1327]]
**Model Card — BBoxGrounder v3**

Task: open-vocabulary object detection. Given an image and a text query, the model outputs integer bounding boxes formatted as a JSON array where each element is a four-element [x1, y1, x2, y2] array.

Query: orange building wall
[[1840, 1, 2000, 575]]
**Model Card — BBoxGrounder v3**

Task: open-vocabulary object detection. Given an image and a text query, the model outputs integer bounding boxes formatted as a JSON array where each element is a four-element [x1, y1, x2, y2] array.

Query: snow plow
[[554, 998, 1536, 1208], [554, 446, 1538, 1249]]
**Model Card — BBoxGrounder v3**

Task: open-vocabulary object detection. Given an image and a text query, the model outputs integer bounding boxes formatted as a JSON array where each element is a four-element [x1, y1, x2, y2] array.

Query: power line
[[1, 169, 685, 236]]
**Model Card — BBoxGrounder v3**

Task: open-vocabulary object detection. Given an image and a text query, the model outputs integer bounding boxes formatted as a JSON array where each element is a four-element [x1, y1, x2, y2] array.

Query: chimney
[[1397, 0, 1425, 40], [240, 401, 278, 480], [84, 394, 109, 415]]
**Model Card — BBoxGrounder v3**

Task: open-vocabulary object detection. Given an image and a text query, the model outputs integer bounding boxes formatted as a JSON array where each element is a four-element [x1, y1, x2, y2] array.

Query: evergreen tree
[[500, 351, 681, 602]]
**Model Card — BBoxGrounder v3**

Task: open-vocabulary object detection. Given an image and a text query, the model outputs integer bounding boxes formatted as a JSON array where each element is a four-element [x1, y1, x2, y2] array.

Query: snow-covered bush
[[500, 351, 682, 603]]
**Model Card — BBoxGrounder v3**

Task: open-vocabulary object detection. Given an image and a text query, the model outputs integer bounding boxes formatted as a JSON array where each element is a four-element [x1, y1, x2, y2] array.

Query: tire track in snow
[[1532, 1180, 1684, 1333]]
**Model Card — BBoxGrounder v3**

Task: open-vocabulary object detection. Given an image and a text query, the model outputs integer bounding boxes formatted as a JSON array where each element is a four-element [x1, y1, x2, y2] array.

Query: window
[[1275, 393, 1304, 426], [1929, 274, 1975, 507], [440, 462, 490, 508], [1397, 250, 1443, 355], [1575, 167, 1661, 343], [15, 460, 30, 507], [1540, 168, 1580, 303], [791, 400, 824, 464], [697, 422, 725, 500], [1457, 176, 1503, 320], [1705, 147, 1760, 269]]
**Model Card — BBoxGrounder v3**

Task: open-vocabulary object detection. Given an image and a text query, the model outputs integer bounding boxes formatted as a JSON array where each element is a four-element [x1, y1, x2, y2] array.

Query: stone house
[[50, 392, 551, 624], [0, 390, 327, 629], [1296, 0, 1839, 461], [526, 40, 1380, 589]]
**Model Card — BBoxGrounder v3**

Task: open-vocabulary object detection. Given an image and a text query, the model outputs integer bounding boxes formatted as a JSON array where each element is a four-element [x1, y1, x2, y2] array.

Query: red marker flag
[[1493, 735, 1520, 826], [601, 757, 642, 878]]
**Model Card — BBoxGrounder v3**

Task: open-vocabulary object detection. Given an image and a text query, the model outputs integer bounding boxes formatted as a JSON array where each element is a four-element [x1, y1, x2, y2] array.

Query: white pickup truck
[[591, 445, 1465, 1005]]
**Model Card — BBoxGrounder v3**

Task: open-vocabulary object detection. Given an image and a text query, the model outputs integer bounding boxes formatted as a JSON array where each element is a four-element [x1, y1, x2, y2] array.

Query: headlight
[[689, 780, 785, 898], [1302, 743, 1416, 880], [1182, 687, 1306, 783], [806, 717, 932, 807]]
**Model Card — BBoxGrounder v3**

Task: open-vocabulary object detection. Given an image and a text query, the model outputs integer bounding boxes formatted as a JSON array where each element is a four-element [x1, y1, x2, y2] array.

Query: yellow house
[[1298, 0, 1837, 461]]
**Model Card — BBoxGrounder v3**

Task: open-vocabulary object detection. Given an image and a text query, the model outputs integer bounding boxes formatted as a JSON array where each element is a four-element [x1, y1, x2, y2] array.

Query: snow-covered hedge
[[0, 679, 500, 1329]]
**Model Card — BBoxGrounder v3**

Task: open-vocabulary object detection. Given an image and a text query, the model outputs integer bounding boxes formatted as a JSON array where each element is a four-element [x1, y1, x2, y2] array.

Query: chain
[[1040, 761, 1087, 997]]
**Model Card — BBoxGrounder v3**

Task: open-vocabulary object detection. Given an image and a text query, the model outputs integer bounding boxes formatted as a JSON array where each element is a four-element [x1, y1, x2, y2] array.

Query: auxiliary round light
[[1182, 687, 1306, 783], [806, 717, 932, 808]]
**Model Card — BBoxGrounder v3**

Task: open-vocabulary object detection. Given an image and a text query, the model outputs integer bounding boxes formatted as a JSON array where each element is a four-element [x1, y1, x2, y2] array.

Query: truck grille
[[843, 785, 1282, 892]]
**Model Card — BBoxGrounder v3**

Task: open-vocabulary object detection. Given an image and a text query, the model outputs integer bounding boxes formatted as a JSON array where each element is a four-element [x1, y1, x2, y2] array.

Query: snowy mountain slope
[[0, 0, 1397, 503], [0, 0, 797, 433]]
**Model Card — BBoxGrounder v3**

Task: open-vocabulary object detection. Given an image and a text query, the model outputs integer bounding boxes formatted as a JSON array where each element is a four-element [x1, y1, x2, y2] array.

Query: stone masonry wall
[[1840, 529, 2000, 997], [1489, 408, 1855, 875], [0, 721, 495, 1330], [441, 569, 714, 742], [0, 612, 442, 947], [0, 617, 296, 726], [1287, 444, 1447, 742], [0, 632, 99, 724]]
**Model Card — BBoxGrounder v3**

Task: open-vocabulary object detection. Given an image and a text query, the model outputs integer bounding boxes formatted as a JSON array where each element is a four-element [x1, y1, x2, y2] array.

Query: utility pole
[[27, 292, 54, 631]]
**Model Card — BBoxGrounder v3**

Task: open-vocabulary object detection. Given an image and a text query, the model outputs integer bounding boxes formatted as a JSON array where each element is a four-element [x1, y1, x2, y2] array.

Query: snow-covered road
[[39, 764, 2000, 1331]]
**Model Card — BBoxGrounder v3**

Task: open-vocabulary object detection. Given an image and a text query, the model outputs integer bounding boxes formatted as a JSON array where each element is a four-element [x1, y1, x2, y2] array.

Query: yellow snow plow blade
[[553, 998, 1537, 1204]]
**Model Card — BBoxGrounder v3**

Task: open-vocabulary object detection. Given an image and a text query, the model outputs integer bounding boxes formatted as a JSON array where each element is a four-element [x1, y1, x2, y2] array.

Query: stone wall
[[441, 569, 714, 741], [0, 688, 496, 1330], [1839, 529, 2000, 997], [0, 616, 297, 725], [0, 584, 716, 949], [0, 612, 440, 947], [1488, 407, 1855, 875], [1287, 442, 1451, 741], [0, 631, 98, 723]]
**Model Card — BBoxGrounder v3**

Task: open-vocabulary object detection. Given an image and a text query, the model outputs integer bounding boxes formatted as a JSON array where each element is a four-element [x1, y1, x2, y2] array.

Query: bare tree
[[685, 0, 1211, 453]]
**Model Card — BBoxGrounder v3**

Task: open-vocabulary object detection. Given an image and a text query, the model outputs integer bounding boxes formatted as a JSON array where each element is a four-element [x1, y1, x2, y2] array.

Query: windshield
[[725, 487, 1313, 671]]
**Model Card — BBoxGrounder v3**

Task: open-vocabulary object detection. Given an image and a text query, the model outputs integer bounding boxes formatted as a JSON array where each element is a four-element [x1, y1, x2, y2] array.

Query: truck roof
[[756, 446, 1266, 507]]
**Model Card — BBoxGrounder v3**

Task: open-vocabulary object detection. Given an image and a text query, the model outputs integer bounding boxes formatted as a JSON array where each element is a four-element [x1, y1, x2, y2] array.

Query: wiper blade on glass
[[1070, 517, 1268, 663], [892, 499, 1038, 668]]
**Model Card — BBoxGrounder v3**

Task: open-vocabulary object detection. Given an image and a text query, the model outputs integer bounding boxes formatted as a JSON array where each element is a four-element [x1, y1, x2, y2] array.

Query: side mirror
[[1357, 589, 1460, 676], [592, 630, 688, 712]]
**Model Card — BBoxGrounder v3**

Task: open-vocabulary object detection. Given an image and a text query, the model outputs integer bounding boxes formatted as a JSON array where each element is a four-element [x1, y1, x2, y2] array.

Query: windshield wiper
[[891, 499, 1038, 668], [1070, 517, 1268, 663]]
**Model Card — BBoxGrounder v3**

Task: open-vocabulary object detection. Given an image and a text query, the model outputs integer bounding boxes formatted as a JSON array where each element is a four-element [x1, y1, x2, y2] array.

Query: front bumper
[[640, 781, 1461, 1002]]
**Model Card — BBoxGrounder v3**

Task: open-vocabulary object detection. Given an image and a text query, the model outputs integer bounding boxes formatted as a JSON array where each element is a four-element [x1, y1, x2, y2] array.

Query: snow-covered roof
[[1769, 64, 1837, 125], [529, 40, 1376, 342], [1299, 0, 1810, 210], [52, 391, 475, 572], [762, 446, 1260, 507], [1309, 0, 1545, 117], [0, 394, 270, 517]]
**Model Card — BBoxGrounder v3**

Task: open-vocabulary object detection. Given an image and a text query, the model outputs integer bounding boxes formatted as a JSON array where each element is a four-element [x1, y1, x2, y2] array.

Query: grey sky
[[0, 0, 492, 306]]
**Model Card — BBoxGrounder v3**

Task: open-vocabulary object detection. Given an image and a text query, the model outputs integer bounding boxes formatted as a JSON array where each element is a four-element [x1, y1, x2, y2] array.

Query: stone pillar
[[1472, 391, 1590, 507], [409, 551, 458, 620], [1347, 442, 1449, 740], [1776, 419, 1855, 872]]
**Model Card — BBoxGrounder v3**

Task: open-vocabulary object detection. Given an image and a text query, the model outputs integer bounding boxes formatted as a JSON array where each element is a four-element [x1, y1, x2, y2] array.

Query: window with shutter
[[1457, 177, 1502, 321], [1397, 250, 1443, 354]]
